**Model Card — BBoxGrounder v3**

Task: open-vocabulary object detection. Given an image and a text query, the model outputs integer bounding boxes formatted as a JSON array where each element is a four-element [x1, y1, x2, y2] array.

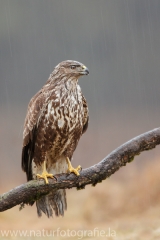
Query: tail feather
[[36, 189, 67, 218]]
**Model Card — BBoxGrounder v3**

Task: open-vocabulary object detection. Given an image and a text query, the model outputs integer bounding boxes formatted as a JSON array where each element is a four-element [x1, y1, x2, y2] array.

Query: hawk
[[22, 60, 89, 217]]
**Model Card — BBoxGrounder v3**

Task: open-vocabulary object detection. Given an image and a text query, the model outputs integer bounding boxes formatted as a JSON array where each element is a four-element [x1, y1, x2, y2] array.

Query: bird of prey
[[21, 60, 89, 217]]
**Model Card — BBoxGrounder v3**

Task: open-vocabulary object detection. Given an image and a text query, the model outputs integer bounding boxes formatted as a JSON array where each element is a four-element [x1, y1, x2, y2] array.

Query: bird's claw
[[36, 172, 54, 184], [66, 157, 82, 176]]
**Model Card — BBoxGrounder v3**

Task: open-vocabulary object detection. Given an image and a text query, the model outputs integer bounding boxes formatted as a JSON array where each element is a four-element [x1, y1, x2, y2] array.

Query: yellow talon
[[36, 160, 54, 184], [66, 157, 81, 176]]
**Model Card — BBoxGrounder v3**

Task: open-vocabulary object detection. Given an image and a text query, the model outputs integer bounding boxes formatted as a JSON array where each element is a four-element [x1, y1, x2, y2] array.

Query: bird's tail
[[36, 189, 67, 217]]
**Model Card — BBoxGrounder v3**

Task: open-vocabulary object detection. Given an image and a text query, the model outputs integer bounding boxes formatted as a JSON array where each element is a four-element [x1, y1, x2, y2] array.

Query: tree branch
[[1, 127, 160, 212]]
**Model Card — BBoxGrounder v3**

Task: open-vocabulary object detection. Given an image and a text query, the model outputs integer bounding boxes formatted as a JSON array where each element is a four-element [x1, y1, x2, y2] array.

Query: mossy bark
[[0, 127, 160, 212]]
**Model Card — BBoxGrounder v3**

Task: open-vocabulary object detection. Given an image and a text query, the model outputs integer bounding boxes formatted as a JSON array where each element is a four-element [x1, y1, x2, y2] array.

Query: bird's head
[[54, 60, 89, 78]]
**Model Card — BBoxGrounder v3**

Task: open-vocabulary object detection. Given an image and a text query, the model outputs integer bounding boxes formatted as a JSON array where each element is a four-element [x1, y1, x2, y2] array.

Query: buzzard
[[22, 60, 89, 217]]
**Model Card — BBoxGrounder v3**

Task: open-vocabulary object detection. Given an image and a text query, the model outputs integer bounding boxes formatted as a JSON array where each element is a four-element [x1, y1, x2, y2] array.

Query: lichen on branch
[[0, 127, 160, 212]]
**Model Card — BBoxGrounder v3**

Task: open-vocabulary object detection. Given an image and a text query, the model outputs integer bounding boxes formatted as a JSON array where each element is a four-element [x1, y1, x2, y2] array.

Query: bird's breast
[[46, 89, 84, 134]]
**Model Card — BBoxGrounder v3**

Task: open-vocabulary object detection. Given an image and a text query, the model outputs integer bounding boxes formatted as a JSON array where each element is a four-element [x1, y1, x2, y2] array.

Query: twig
[[0, 127, 160, 212]]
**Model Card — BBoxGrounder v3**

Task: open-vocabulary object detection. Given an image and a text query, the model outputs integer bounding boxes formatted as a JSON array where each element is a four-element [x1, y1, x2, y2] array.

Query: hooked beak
[[81, 65, 89, 75]]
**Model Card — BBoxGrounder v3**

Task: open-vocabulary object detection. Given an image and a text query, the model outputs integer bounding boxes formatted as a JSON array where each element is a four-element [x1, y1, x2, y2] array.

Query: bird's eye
[[70, 65, 76, 69]]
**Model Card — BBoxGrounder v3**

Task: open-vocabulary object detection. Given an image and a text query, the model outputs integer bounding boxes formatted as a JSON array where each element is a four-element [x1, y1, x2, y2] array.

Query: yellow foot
[[36, 160, 54, 184], [66, 157, 81, 176], [36, 171, 54, 184]]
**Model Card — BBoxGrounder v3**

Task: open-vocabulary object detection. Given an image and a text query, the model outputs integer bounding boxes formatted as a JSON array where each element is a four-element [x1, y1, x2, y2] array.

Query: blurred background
[[1, 0, 160, 239]]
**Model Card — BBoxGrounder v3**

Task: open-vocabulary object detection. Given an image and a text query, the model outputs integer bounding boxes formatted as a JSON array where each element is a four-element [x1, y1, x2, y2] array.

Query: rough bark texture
[[0, 127, 160, 212]]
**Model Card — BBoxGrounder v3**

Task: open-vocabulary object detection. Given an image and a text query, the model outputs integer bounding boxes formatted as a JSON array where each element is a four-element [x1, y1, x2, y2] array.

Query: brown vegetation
[[1, 158, 160, 239]]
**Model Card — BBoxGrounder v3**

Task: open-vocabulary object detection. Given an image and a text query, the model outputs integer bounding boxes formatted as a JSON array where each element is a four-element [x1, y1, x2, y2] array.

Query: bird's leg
[[66, 157, 81, 176], [36, 160, 54, 184]]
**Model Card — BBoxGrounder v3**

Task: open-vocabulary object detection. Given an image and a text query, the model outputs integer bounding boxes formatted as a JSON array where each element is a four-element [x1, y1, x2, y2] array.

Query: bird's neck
[[48, 74, 79, 90]]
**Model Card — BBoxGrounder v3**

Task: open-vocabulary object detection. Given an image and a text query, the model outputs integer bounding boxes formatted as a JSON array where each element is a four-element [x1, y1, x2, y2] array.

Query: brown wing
[[22, 90, 45, 181], [82, 95, 89, 134]]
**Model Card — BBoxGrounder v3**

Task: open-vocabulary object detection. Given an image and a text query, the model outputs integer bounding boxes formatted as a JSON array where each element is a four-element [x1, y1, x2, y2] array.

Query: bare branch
[[0, 127, 160, 212]]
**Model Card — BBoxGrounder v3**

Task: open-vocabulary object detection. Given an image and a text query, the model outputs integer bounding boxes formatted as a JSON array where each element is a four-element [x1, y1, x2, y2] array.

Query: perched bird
[[22, 60, 89, 217]]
